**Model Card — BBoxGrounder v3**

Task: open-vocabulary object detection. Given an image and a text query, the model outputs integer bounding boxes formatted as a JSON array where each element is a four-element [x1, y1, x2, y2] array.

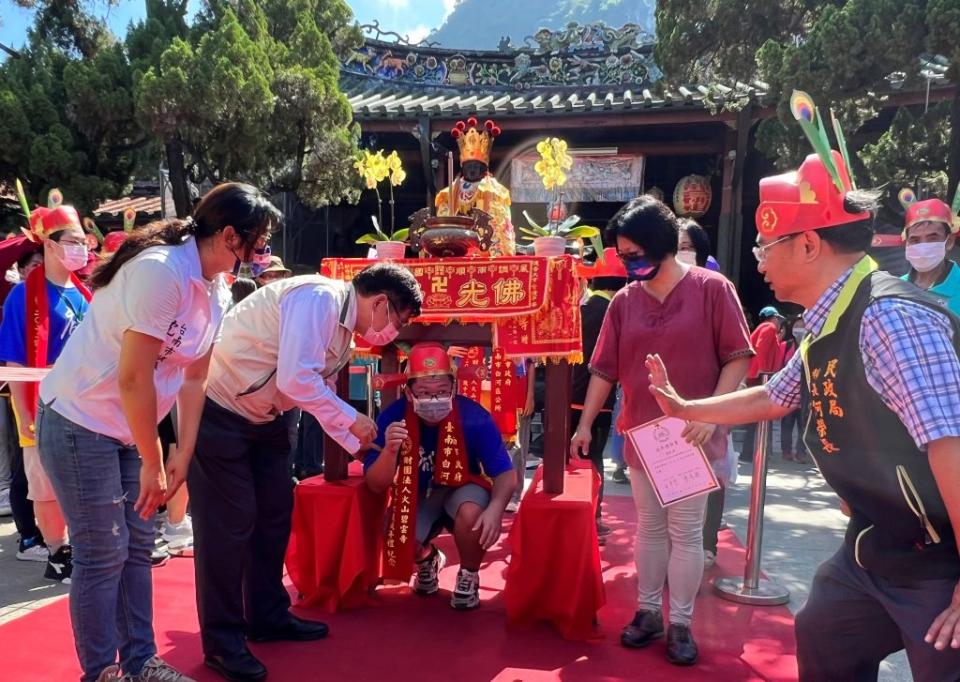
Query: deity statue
[[436, 117, 516, 256]]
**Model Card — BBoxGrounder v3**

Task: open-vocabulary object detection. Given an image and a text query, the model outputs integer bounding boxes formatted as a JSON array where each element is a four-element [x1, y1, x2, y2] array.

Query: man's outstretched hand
[[645, 354, 688, 418]]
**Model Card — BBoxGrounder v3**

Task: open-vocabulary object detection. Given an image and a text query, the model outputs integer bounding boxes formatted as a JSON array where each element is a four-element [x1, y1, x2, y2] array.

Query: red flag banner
[[322, 256, 583, 362]]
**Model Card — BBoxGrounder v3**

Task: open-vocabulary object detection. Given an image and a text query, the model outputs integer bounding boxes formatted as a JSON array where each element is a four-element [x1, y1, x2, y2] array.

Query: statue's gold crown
[[451, 117, 501, 165]]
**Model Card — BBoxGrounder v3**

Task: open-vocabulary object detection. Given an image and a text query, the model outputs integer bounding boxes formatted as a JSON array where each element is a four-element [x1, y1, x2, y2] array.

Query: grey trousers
[[796, 545, 960, 681]]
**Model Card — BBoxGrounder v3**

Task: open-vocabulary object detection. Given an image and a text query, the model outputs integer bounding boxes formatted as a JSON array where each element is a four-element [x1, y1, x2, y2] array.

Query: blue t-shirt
[[0, 279, 89, 366], [903, 260, 960, 317], [364, 395, 512, 497]]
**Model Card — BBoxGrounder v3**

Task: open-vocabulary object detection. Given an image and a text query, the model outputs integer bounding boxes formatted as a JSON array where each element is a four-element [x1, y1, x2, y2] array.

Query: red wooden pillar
[[323, 365, 352, 482], [379, 344, 401, 410], [542, 360, 572, 494]]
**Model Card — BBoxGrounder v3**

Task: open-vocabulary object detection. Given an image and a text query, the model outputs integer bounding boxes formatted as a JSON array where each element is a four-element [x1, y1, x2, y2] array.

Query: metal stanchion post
[[714, 373, 790, 606]]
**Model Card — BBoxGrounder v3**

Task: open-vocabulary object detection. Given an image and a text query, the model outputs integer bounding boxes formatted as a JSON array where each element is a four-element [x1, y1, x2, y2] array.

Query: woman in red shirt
[[571, 196, 753, 666]]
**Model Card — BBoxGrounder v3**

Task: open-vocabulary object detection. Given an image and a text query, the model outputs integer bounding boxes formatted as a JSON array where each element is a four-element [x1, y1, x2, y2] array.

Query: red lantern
[[673, 175, 712, 218], [549, 202, 567, 222]]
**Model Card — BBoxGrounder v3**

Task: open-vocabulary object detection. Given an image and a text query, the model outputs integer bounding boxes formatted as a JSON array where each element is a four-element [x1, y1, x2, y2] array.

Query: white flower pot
[[376, 241, 407, 260], [533, 236, 567, 257]]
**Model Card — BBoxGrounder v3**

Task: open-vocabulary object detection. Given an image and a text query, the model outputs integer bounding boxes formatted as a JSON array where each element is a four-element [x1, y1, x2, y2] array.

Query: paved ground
[[0, 424, 912, 679]]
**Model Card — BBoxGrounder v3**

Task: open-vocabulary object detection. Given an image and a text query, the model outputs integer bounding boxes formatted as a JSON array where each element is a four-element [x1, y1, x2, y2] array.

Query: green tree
[[0, 30, 139, 219], [136, 0, 362, 216], [6, 0, 119, 58], [656, 0, 960, 197]]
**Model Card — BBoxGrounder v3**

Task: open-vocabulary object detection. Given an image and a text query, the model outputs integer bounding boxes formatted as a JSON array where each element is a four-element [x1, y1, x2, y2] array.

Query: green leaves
[[519, 209, 599, 242], [563, 225, 600, 240], [354, 216, 409, 244], [656, 0, 959, 194]]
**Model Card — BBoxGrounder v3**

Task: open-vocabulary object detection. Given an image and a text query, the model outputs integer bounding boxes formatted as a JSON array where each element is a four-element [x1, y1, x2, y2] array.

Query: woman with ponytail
[[36, 182, 281, 682]]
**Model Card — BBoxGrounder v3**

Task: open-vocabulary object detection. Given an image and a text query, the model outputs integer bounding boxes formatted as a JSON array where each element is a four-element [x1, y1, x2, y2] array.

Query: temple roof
[[341, 72, 767, 119], [341, 23, 765, 120], [341, 23, 951, 122]]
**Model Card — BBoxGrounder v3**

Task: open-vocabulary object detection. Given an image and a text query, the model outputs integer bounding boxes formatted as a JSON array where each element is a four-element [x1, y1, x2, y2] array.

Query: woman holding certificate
[[570, 195, 753, 666]]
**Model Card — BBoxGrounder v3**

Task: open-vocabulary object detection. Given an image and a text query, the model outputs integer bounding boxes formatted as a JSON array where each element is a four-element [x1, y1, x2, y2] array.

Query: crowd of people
[[1, 111, 960, 682]]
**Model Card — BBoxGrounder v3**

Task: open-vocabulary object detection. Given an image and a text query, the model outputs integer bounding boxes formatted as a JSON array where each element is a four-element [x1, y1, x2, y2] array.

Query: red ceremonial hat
[[101, 230, 129, 256], [904, 198, 956, 235], [756, 151, 869, 239], [406, 342, 456, 380], [25, 205, 82, 243], [577, 247, 627, 279]]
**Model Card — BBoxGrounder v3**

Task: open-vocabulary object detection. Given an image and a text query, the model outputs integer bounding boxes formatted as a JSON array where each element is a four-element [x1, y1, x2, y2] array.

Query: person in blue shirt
[[0, 204, 91, 588], [364, 342, 514, 610], [901, 197, 960, 316]]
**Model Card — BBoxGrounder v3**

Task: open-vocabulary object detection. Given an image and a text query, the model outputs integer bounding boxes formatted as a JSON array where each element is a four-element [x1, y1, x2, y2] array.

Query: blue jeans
[[37, 402, 156, 681]]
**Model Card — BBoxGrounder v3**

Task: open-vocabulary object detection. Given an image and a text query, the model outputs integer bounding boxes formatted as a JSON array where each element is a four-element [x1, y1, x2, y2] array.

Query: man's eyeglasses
[[752, 234, 797, 262]]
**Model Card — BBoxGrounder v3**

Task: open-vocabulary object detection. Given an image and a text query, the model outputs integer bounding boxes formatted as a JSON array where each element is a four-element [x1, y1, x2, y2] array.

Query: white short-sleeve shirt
[[40, 237, 232, 444]]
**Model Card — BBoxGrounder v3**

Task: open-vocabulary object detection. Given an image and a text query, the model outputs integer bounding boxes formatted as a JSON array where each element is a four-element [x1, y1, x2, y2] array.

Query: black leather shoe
[[204, 649, 267, 682], [620, 609, 664, 648], [666, 623, 699, 666], [248, 615, 329, 642]]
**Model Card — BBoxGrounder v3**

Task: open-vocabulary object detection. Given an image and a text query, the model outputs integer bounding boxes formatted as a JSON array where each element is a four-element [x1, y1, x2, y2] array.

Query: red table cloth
[[504, 461, 604, 640], [286, 467, 387, 612]]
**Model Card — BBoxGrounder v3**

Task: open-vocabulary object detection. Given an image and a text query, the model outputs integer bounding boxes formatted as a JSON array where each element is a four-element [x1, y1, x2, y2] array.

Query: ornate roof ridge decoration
[[344, 22, 661, 92]]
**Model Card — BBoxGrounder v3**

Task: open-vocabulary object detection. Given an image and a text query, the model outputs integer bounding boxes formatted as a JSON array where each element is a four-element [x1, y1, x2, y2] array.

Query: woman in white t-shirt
[[36, 182, 280, 682]]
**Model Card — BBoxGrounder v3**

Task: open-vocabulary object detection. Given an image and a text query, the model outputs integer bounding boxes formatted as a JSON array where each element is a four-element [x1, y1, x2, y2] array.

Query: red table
[[285, 466, 387, 612], [504, 461, 604, 640]]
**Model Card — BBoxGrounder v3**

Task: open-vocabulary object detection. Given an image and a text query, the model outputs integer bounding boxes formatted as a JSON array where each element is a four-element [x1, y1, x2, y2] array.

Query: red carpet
[[0, 495, 797, 681]]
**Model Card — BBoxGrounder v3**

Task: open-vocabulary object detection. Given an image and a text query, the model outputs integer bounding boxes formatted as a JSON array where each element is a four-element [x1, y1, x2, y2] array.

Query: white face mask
[[905, 241, 947, 273], [676, 250, 698, 266], [56, 242, 89, 272], [412, 395, 453, 423], [360, 299, 400, 346]]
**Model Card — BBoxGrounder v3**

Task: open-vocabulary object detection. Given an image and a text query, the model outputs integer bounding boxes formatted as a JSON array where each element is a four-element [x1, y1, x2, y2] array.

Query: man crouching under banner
[[364, 342, 515, 609]]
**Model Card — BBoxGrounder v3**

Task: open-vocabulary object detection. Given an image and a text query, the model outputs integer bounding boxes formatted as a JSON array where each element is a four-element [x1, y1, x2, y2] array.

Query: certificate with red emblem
[[626, 416, 720, 507]]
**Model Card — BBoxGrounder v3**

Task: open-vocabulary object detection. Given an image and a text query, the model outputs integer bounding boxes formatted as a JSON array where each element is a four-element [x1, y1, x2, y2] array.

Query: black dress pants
[[6, 397, 40, 544], [189, 398, 294, 657]]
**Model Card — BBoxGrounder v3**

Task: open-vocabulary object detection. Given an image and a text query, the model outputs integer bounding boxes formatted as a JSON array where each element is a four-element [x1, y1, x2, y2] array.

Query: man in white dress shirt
[[188, 262, 422, 682]]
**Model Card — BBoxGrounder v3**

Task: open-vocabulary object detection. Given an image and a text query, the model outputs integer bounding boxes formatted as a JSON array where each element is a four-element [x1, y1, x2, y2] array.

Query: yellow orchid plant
[[354, 149, 410, 244], [520, 137, 600, 245]]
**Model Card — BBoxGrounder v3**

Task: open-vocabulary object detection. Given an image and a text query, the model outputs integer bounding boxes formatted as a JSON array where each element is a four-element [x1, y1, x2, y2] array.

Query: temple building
[[318, 22, 951, 309]]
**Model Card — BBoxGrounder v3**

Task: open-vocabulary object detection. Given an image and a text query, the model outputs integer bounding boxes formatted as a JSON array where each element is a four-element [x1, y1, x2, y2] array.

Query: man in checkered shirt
[[643, 150, 960, 681]]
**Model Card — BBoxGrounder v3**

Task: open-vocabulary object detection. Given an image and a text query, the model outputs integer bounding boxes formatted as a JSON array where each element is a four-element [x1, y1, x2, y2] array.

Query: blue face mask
[[623, 255, 660, 282]]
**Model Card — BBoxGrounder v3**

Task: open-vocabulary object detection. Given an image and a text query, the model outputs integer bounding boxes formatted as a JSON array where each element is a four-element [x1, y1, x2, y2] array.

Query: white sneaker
[[450, 568, 480, 610], [704, 550, 717, 569], [505, 500, 519, 513], [16, 539, 49, 562], [161, 516, 194, 556], [0, 488, 11, 516], [412, 545, 446, 595]]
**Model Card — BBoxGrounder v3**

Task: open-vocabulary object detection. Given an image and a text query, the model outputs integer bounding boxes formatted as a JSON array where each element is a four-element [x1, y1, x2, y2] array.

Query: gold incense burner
[[408, 208, 494, 258]]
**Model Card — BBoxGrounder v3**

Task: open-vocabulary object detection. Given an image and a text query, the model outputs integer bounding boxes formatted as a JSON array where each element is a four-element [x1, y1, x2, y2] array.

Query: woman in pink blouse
[[570, 196, 753, 666]]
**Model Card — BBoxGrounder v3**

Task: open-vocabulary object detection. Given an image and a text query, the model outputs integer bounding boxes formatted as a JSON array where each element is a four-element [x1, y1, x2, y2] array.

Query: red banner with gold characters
[[322, 257, 549, 321], [458, 346, 483, 401], [494, 256, 583, 362], [491, 348, 517, 435], [321, 256, 582, 362], [383, 435, 416, 581]]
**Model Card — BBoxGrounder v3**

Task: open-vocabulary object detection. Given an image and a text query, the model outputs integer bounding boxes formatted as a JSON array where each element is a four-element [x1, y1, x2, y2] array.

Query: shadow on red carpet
[[0, 495, 797, 681]]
